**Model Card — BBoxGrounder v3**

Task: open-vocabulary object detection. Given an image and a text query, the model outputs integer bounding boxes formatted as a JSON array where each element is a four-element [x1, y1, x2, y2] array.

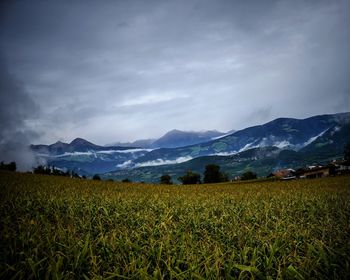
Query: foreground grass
[[0, 172, 350, 279]]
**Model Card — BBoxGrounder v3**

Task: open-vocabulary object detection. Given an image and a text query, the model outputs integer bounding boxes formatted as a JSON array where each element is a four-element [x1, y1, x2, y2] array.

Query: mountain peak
[[152, 129, 226, 148], [70, 138, 94, 146], [166, 129, 183, 135], [50, 140, 67, 148]]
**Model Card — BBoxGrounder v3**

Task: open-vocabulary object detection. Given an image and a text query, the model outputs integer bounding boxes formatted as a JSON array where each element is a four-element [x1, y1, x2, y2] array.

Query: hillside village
[[267, 159, 350, 180]]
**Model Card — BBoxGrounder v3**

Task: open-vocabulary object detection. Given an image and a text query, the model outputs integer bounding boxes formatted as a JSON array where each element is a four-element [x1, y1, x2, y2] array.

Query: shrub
[[33, 165, 50, 175], [203, 164, 229, 183], [204, 164, 221, 183], [345, 143, 350, 160], [178, 171, 201, 185], [0, 161, 16, 172], [160, 174, 172, 184], [122, 178, 131, 183], [241, 171, 257, 180]]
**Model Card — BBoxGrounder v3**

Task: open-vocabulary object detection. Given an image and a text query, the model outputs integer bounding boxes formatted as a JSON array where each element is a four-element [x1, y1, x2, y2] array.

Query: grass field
[[1, 171, 350, 279]]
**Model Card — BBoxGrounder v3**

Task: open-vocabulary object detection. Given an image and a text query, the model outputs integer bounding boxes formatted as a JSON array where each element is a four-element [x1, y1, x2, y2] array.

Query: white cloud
[[302, 129, 329, 147], [116, 160, 133, 168], [39, 151, 94, 158], [274, 140, 291, 149], [97, 148, 153, 154], [1, 0, 350, 146], [135, 156, 193, 167], [121, 92, 189, 107], [211, 133, 233, 140], [212, 151, 237, 156], [238, 142, 259, 152]]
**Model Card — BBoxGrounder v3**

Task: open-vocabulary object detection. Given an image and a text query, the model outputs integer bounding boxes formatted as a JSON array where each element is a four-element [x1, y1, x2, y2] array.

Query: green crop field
[[1, 171, 350, 279]]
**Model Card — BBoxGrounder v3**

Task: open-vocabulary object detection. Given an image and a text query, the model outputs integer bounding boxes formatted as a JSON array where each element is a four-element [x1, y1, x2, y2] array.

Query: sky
[[1, 0, 350, 163]]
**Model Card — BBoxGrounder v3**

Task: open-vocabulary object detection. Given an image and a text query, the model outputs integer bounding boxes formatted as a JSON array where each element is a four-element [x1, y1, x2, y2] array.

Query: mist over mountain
[[107, 139, 156, 149], [31, 138, 152, 174], [30, 112, 350, 179], [31, 138, 139, 156], [153, 129, 226, 148], [106, 118, 350, 183], [107, 130, 227, 149], [2, 0, 350, 175], [130, 113, 350, 165]]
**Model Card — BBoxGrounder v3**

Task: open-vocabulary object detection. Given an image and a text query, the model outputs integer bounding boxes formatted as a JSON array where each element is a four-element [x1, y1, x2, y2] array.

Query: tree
[[241, 171, 257, 181], [0, 161, 16, 172], [203, 164, 229, 183], [220, 172, 229, 182], [122, 178, 131, 183], [204, 164, 222, 183], [33, 165, 50, 175], [345, 143, 350, 161], [160, 174, 172, 184], [178, 171, 201, 185], [71, 171, 81, 178], [92, 174, 101, 180]]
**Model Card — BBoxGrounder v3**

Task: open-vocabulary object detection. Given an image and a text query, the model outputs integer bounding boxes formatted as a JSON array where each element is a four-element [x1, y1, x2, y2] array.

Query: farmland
[[1, 171, 350, 279]]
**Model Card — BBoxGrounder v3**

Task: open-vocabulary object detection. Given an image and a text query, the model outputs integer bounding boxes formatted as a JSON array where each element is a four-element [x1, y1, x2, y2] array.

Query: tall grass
[[1, 171, 350, 279]]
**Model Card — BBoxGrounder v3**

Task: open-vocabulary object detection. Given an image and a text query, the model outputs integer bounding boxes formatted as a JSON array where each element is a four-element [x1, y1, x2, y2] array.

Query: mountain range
[[31, 138, 137, 155], [31, 112, 350, 181], [107, 129, 228, 148], [31, 130, 229, 174]]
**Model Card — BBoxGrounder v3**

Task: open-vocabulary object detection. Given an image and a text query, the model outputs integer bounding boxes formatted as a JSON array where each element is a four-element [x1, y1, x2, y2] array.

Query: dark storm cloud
[[0, 0, 349, 145], [0, 53, 39, 170]]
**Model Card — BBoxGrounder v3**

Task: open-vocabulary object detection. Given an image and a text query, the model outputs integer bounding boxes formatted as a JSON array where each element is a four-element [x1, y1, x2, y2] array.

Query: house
[[232, 176, 241, 181], [268, 168, 296, 180], [297, 165, 336, 179], [275, 168, 295, 178], [332, 160, 350, 174]]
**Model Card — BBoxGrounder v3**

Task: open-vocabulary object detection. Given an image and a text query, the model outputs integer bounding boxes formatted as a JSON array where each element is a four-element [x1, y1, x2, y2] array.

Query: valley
[[31, 112, 350, 182]]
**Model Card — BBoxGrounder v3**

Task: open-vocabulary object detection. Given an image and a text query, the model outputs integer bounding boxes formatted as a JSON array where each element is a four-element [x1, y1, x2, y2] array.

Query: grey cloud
[[0, 54, 40, 170], [0, 0, 349, 145], [334, 90, 350, 113]]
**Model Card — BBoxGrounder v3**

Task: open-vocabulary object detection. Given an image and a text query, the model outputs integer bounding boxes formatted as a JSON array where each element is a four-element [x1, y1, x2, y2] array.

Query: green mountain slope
[[104, 123, 350, 183]]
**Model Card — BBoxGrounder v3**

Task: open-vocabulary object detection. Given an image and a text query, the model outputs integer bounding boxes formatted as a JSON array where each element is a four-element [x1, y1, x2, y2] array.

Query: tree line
[[159, 164, 257, 185], [0, 161, 16, 172], [3, 143, 349, 184], [0, 161, 257, 184], [33, 165, 84, 178]]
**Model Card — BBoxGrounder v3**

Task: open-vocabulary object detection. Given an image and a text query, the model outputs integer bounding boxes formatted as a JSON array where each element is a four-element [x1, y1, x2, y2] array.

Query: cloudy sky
[[1, 0, 350, 149]]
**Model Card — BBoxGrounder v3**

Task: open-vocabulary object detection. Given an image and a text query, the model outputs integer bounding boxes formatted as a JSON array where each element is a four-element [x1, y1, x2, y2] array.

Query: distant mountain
[[299, 121, 350, 159], [31, 137, 137, 155], [31, 138, 152, 174], [104, 146, 282, 183], [30, 112, 350, 179], [108, 130, 227, 148], [31, 130, 228, 174], [129, 112, 350, 166], [100, 149, 295, 184], [104, 121, 350, 183], [151, 129, 226, 148], [106, 139, 155, 149]]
